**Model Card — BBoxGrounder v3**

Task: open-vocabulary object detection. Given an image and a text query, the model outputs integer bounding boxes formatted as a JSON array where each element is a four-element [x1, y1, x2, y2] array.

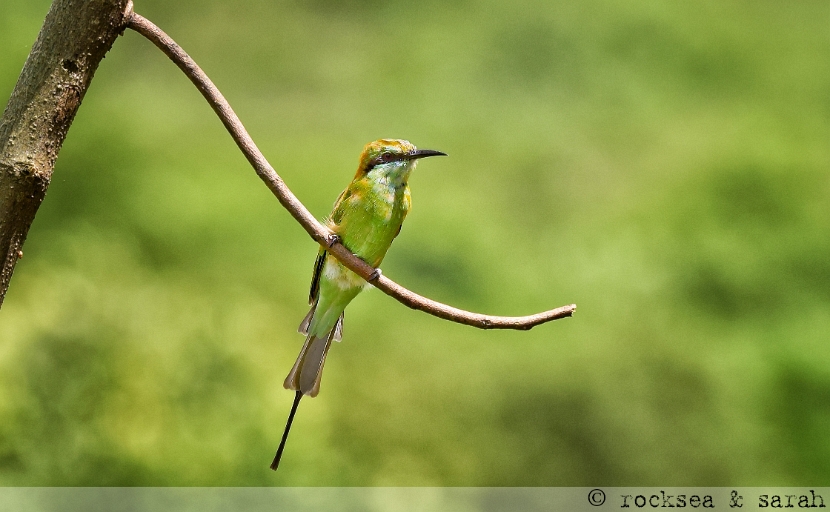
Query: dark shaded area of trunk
[[0, 0, 132, 307]]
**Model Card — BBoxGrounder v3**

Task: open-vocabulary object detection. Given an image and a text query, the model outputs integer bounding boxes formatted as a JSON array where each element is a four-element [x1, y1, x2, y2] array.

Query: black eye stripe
[[371, 151, 405, 167]]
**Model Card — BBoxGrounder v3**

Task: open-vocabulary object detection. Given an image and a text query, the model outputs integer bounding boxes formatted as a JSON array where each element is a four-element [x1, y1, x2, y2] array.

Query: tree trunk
[[0, 0, 132, 307]]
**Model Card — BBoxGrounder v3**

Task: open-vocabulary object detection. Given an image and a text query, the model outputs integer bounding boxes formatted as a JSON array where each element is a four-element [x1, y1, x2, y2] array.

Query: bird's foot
[[368, 268, 382, 282], [325, 233, 341, 248]]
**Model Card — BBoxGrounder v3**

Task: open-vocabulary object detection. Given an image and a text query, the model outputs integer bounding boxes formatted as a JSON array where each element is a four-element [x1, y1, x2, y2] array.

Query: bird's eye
[[379, 152, 394, 163]]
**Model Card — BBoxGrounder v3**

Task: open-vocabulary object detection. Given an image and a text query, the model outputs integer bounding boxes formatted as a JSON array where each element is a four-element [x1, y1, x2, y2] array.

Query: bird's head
[[355, 139, 446, 184]]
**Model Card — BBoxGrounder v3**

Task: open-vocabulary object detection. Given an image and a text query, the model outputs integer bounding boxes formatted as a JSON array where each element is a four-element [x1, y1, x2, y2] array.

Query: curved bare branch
[[126, 12, 576, 330]]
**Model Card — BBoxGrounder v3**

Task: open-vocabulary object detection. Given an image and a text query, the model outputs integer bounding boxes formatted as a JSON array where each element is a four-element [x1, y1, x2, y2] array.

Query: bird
[[270, 139, 446, 470]]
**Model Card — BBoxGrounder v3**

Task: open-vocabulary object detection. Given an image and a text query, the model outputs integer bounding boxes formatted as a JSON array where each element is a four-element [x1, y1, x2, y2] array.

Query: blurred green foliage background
[[0, 0, 828, 486]]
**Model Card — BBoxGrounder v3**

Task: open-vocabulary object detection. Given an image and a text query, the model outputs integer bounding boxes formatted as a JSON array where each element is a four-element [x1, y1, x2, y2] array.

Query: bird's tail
[[285, 303, 343, 397], [270, 390, 302, 470], [283, 314, 343, 398], [282, 331, 333, 398], [273, 306, 343, 469]]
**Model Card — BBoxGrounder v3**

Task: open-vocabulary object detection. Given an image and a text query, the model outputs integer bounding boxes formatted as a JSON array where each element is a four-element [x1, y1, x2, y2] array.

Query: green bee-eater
[[271, 139, 446, 470]]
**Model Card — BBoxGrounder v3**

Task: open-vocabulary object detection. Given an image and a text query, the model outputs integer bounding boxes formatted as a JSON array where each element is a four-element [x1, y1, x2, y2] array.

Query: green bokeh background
[[1, 0, 828, 486]]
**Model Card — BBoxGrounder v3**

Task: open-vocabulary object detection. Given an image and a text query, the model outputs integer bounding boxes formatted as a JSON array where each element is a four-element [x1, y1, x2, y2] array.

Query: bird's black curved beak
[[406, 149, 447, 160]]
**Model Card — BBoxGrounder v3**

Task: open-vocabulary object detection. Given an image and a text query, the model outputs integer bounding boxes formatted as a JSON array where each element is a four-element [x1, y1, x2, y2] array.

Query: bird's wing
[[309, 183, 356, 305], [308, 248, 326, 305], [327, 186, 354, 226], [301, 249, 344, 341]]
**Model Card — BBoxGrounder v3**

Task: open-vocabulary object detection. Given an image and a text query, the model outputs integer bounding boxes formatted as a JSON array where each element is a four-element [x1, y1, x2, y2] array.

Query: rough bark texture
[[0, 0, 132, 307]]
